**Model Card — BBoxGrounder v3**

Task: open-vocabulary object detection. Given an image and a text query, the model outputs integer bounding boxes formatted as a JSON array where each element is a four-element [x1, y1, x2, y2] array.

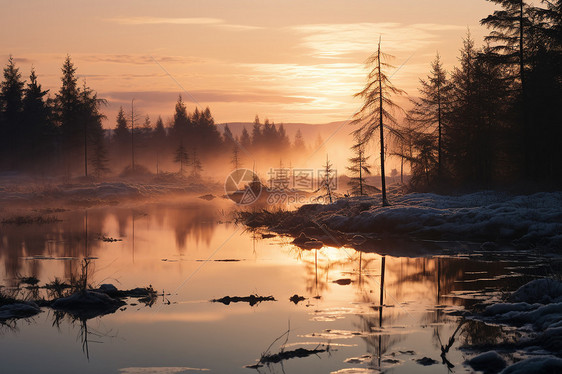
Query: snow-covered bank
[[464, 279, 562, 373], [251, 191, 562, 250], [0, 178, 215, 206]]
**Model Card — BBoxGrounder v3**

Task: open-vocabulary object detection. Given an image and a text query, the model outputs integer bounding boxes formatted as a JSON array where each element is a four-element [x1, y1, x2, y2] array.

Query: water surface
[[0, 197, 554, 373]]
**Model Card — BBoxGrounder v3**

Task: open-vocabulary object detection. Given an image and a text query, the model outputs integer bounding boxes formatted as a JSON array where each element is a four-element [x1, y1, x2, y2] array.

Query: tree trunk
[[378, 42, 389, 206]]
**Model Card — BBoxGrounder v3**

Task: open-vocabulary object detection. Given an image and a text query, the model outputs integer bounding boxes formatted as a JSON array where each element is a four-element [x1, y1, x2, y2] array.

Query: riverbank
[[239, 191, 562, 251]]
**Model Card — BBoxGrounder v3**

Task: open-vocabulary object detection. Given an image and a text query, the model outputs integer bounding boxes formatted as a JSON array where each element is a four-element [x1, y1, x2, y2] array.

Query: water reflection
[[0, 198, 557, 373], [0, 200, 225, 282]]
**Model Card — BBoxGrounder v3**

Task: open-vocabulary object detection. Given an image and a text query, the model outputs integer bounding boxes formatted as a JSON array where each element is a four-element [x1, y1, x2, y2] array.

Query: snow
[[510, 278, 562, 304], [500, 356, 562, 373], [478, 280, 562, 331], [290, 191, 562, 248], [0, 179, 210, 205], [481, 301, 562, 331], [465, 279, 562, 372]]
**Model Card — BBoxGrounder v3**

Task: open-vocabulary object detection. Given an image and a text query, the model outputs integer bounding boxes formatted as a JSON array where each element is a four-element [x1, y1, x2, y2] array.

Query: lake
[[0, 196, 553, 373]]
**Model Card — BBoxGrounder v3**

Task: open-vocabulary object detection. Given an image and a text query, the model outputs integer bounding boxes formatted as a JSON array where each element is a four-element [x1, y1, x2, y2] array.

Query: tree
[[251, 115, 262, 149], [128, 99, 142, 172], [481, 1, 534, 177], [293, 129, 305, 151], [276, 124, 291, 151], [262, 118, 277, 148], [0, 56, 25, 169], [223, 124, 235, 147], [444, 34, 509, 186], [152, 116, 167, 174], [316, 155, 335, 203], [91, 133, 110, 178], [240, 127, 251, 150], [481, 0, 529, 92], [78, 81, 106, 177], [113, 106, 129, 152], [231, 143, 241, 170], [347, 143, 376, 196], [404, 132, 439, 188], [174, 143, 189, 175], [351, 39, 405, 206], [22, 68, 54, 170], [193, 107, 222, 153], [171, 95, 190, 145], [190, 149, 203, 179], [56, 56, 82, 174], [408, 53, 450, 176]]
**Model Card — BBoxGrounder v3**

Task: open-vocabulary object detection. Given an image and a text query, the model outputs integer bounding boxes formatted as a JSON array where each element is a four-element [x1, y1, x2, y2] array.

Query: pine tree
[[293, 129, 306, 151], [113, 106, 129, 151], [262, 119, 277, 148], [231, 143, 241, 170], [56, 56, 83, 175], [481, 0, 529, 91], [193, 106, 222, 153], [223, 123, 235, 147], [78, 81, 106, 177], [174, 143, 189, 175], [172, 95, 190, 145], [152, 116, 167, 174], [445, 33, 479, 183], [316, 155, 335, 203], [276, 124, 291, 151], [444, 33, 509, 185], [91, 133, 110, 178], [408, 53, 451, 176], [405, 132, 439, 187], [240, 127, 251, 150], [153, 116, 166, 142], [347, 143, 376, 196], [481, 1, 534, 177], [351, 39, 405, 206], [251, 115, 262, 149], [190, 149, 203, 179], [1, 56, 25, 169], [22, 68, 54, 170]]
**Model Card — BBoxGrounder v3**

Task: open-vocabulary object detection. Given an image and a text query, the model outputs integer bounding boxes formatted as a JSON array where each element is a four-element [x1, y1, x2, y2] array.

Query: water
[[0, 197, 554, 373]]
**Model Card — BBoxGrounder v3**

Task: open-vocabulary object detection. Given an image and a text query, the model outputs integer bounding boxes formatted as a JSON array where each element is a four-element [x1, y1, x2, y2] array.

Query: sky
[[0, 0, 497, 128]]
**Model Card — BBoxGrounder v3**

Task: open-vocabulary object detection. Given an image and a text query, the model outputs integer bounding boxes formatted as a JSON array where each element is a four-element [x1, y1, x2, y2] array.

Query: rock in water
[[467, 351, 506, 374]]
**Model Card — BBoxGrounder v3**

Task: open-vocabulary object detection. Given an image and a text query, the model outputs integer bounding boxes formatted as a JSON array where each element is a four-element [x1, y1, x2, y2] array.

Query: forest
[[1, 0, 561, 192]]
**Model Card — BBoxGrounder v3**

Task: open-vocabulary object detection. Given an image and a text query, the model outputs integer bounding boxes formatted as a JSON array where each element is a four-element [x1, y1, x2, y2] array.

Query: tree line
[[348, 0, 562, 200], [0, 56, 106, 177], [0, 56, 313, 178]]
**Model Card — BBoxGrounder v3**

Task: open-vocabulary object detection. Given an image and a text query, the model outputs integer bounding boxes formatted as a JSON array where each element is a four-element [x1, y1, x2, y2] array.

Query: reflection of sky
[[0, 199, 545, 373]]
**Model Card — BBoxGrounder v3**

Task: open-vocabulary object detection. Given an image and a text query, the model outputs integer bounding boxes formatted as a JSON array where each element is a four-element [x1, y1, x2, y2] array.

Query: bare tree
[[351, 38, 405, 206]]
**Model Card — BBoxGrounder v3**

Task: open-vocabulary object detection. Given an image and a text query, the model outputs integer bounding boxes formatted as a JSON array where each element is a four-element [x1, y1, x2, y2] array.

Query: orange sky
[[1, 0, 496, 127]]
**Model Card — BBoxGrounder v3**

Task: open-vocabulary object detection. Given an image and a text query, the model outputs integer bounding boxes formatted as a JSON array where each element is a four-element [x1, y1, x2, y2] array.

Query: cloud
[[240, 62, 365, 98], [217, 24, 263, 31], [106, 16, 262, 31], [101, 89, 314, 105], [78, 54, 203, 65], [292, 23, 468, 58], [0, 55, 35, 64], [107, 17, 222, 25]]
